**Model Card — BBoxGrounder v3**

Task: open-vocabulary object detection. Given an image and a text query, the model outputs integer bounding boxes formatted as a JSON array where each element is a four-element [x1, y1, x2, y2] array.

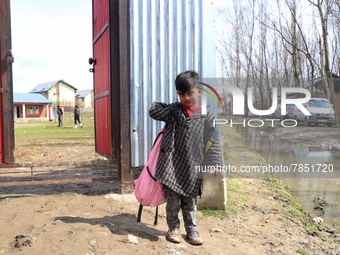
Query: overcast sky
[[11, 0, 93, 93]]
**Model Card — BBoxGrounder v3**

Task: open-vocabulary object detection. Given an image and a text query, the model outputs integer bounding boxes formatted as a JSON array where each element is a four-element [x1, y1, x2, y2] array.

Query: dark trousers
[[74, 116, 81, 125], [58, 116, 63, 126], [163, 185, 197, 234]]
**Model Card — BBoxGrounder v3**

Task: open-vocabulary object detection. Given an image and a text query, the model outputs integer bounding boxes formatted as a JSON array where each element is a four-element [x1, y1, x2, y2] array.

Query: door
[[92, 0, 132, 191], [16, 106, 20, 118], [92, 0, 113, 160]]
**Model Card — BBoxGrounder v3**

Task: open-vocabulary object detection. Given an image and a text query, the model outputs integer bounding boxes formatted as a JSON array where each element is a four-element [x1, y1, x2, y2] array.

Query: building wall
[[50, 106, 64, 120], [75, 97, 83, 107], [45, 87, 57, 105], [45, 81, 76, 107], [76, 92, 94, 108], [13, 104, 49, 119], [84, 91, 94, 108]]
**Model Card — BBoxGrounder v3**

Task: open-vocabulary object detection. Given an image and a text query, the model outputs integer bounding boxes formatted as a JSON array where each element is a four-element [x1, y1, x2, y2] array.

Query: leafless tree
[[216, 0, 339, 117]]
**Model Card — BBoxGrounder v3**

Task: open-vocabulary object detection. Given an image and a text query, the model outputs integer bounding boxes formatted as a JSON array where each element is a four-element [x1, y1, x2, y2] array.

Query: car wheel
[[304, 117, 310, 126], [327, 123, 333, 127]]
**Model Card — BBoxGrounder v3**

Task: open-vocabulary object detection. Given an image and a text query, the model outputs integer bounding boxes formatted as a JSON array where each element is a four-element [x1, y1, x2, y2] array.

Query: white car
[[294, 98, 335, 127]]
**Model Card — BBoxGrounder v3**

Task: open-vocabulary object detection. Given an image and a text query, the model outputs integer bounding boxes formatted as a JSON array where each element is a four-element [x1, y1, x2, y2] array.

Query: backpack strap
[[154, 206, 159, 225], [137, 204, 159, 225], [137, 204, 143, 222], [146, 166, 157, 181]]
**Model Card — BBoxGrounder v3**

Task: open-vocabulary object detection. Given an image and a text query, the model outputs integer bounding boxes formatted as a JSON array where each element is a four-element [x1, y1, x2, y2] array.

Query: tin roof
[[76, 89, 93, 98], [28, 79, 77, 93], [13, 93, 52, 104]]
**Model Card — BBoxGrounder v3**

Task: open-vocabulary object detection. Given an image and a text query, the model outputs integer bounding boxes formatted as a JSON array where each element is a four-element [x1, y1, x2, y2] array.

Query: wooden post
[[109, 0, 133, 193], [0, 0, 15, 163]]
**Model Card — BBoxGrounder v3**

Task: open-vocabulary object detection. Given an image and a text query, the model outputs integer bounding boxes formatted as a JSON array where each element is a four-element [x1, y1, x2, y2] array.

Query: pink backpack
[[134, 127, 166, 207]]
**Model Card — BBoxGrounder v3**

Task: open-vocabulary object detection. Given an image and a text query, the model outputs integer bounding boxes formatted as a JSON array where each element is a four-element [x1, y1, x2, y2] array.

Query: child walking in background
[[73, 105, 83, 128], [57, 105, 63, 127], [149, 70, 223, 245]]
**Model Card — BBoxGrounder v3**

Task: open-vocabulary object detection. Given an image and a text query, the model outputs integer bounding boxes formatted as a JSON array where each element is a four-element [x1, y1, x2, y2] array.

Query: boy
[[73, 105, 83, 128], [57, 105, 63, 127], [149, 70, 223, 245]]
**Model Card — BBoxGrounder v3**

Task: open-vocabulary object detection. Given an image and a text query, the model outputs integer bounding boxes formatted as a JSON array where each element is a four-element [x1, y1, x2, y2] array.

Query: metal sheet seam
[[130, 0, 216, 167]]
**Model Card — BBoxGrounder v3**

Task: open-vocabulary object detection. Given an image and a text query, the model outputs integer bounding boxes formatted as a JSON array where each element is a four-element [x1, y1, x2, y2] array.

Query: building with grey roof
[[29, 80, 77, 109], [75, 89, 93, 108]]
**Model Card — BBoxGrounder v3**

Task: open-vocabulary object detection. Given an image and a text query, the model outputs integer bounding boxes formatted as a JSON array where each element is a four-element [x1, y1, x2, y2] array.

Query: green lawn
[[14, 111, 98, 163]]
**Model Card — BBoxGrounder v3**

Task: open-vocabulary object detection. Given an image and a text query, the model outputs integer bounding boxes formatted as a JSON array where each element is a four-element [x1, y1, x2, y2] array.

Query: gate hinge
[[6, 50, 14, 64]]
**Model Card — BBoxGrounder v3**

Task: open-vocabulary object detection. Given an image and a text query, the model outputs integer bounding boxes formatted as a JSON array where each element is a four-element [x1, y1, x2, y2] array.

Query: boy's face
[[177, 87, 202, 107]]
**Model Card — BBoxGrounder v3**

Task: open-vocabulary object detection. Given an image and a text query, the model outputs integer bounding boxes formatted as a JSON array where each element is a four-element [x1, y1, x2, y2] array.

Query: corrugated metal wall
[[130, 0, 217, 167]]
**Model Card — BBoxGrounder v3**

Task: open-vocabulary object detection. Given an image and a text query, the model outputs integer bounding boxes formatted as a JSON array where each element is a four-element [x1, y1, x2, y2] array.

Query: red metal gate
[[91, 0, 132, 191], [92, 0, 112, 159]]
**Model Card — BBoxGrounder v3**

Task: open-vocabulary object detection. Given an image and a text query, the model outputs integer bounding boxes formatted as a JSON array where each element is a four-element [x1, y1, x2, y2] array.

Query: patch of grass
[[15, 118, 94, 142], [219, 125, 311, 225], [220, 125, 266, 179], [308, 224, 319, 235], [200, 209, 226, 219], [14, 115, 97, 162], [296, 249, 308, 255], [265, 178, 310, 226], [227, 200, 241, 215], [225, 179, 249, 215]]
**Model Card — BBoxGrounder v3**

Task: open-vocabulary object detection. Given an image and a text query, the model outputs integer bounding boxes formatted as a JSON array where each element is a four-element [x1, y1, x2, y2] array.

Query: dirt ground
[[0, 124, 339, 254]]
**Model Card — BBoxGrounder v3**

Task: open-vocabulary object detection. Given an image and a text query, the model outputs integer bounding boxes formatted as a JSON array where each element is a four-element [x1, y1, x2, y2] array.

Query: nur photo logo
[[198, 82, 223, 115], [198, 82, 314, 128]]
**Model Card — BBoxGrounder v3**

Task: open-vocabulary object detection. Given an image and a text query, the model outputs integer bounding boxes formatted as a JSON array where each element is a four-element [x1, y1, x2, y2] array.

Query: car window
[[308, 100, 331, 108]]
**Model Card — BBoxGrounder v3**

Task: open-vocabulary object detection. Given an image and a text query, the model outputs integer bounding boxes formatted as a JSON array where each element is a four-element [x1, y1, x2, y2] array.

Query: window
[[27, 106, 39, 114]]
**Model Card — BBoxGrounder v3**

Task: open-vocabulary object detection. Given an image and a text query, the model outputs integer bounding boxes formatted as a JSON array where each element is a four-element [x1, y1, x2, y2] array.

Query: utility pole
[[0, 0, 15, 163]]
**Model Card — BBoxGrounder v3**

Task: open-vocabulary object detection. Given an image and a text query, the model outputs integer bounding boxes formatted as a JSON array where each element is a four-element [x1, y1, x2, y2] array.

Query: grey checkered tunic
[[149, 101, 223, 198]]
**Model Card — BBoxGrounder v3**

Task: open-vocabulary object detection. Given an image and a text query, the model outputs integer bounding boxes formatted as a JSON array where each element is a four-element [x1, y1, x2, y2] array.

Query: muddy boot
[[166, 229, 181, 243], [186, 231, 203, 245]]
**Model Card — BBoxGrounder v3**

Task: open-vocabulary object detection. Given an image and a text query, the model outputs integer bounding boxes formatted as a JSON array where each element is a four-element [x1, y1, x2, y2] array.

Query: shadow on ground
[[55, 214, 166, 242]]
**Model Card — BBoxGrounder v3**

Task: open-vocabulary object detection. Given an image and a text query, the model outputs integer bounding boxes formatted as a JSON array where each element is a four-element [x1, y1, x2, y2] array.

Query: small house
[[29, 80, 77, 110], [13, 93, 52, 119], [75, 89, 94, 108]]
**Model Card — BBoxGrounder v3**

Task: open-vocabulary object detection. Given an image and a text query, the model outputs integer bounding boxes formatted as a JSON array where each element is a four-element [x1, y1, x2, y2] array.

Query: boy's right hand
[[209, 166, 221, 177]]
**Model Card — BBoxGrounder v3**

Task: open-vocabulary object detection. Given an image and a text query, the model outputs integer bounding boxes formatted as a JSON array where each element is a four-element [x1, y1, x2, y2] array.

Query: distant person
[[57, 105, 63, 127], [73, 105, 83, 128]]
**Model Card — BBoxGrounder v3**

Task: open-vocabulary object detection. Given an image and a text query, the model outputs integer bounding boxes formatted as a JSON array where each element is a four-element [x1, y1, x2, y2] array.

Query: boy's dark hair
[[175, 70, 200, 93]]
